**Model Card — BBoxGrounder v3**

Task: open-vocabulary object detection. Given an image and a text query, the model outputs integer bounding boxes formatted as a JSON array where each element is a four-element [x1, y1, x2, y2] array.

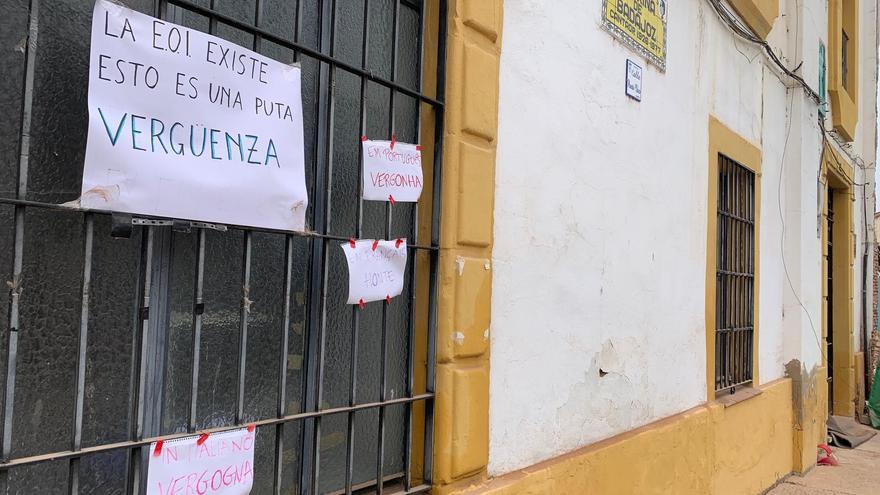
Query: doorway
[[823, 146, 856, 417]]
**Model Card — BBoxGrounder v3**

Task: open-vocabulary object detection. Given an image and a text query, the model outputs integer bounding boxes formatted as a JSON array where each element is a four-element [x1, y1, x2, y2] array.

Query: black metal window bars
[[715, 154, 755, 393], [0, 0, 446, 493]]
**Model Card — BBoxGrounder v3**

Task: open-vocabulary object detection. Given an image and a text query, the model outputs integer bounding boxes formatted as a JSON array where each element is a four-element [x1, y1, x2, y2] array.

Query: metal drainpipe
[[863, 250, 870, 408]]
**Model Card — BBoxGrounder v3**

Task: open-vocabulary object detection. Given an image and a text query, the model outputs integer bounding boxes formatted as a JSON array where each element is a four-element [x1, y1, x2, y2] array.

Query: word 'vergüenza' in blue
[[97, 107, 280, 167]]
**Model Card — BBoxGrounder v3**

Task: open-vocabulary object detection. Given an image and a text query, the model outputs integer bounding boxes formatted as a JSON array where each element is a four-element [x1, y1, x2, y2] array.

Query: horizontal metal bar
[[717, 209, 754, 224], [328, 482, 431, 495], [0, 196, 439, 250], [330, 483, 431, 495], [327, 472, 404, 495], [716, 269, 755, 278], [0, 393, 433, 470], [331, 483, 431, 495], [716, 380, 753, 394], [398, 484, 432, 494], [166, 0, 443, 108], [716, 326, 754, 333], [132, 217, 227, 231]]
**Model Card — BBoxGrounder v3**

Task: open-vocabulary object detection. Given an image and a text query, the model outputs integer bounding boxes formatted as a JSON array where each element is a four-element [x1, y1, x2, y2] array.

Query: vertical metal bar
[[273, 236, 294, 495], [715, 156, 727, 390], [344, 0, 371, 492], [303, 0, 337, 491], [68, 215, 94, 495], [423, 0, 447, 483], [291, 0, 303, 63], [188, 229, 206, 431], [127, 226, 155, 495], [208, 0, 218, 34], [0, 3, 39, 493], [715, 157, 722, 390], [375, 2, 400, 493], [725, 160, 732, 388], [236, 231, 253, 424], [253, 0, 264, 53], [404, 2, 426, 487]]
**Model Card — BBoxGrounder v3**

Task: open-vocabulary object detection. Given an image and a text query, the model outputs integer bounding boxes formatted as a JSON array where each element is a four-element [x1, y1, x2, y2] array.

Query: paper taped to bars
[[81, 0, 308, 231], [362, 140, 423, 202], [146, 428, 255, 495], [341, 239, 408, 304]]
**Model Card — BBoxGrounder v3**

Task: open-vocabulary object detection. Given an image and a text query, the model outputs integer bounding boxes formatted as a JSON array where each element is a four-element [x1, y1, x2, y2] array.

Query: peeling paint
[[454, 332, 465, 345], [483, 328, 490, 340], [484, 261, 491, 270], [456, 256, 466, 276]]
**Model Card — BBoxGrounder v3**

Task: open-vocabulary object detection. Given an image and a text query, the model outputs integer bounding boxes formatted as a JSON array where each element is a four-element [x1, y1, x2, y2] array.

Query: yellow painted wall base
[[447, 379, 813, 495]]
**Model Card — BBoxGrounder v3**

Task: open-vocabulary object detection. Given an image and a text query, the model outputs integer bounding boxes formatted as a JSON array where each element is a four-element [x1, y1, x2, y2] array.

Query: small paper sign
[[341, 239, 408, 304], [362, 140, 423, 202], [146, 428, 255, 495]]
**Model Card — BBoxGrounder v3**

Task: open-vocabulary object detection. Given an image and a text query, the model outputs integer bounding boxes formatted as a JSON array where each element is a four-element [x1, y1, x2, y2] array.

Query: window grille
[[0, 0, 445, 493], [715, 154, 755, 393]]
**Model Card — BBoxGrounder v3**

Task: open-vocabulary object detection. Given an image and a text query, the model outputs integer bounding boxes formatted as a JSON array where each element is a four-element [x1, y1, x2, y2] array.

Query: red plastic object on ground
[[817, 444, 839, 466]]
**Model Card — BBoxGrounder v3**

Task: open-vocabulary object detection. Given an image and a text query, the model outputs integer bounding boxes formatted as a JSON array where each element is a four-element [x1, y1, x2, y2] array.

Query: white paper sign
[[341, 239, 408, 304], [82, 0, 308, 231], [146, 428, 255, 495], [362, 140, 423, 202]]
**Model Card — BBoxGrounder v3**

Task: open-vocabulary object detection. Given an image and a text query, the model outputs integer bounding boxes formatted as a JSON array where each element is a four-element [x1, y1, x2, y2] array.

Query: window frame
[[828, 0, 859, 141], [705, 117, 762, 402]]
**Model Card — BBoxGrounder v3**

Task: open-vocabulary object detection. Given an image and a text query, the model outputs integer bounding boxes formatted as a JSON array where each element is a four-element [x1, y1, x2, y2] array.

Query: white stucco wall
[[490, 0, 876, 476]]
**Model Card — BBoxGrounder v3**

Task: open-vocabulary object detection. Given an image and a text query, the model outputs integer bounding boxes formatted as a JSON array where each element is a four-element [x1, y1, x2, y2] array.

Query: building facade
[[0, 1, 876, 494]]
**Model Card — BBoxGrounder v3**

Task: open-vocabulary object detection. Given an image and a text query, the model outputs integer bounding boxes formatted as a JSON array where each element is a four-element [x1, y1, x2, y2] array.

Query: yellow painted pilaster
[[431, 0, 502, 492]]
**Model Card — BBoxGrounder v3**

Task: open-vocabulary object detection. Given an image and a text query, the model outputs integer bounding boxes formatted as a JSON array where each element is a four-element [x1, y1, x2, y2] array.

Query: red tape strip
[[372, 240, 379, 251], [390, 134, 396, 150], [416, 145, 422, 151], [388, 195, 396, 205], [197, 433, 210, 446], [153, 439, 164, 457], [358, 299, 365, 309], [395, 238, 403, 248], [386, 295, 391, 305], [247, 424, 255, 433], [361, 135, 367, 141], [349, 239, 357, 249]]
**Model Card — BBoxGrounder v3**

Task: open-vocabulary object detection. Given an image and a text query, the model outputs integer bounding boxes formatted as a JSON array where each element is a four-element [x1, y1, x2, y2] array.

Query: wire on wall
[[704, 0, 822, 104]]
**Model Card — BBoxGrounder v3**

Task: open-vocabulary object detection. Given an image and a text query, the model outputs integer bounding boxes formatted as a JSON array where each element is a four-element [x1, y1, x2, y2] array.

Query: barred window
[[715, 154, 755, 393], [0, 0, 444, 493]]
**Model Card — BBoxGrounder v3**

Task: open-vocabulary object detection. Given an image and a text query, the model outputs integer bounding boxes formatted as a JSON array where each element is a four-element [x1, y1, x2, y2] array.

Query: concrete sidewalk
[[766, 433, 880, 494]]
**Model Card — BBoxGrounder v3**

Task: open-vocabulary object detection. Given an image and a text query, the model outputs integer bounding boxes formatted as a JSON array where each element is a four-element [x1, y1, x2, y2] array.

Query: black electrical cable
[[705, 0, 822, 105]]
